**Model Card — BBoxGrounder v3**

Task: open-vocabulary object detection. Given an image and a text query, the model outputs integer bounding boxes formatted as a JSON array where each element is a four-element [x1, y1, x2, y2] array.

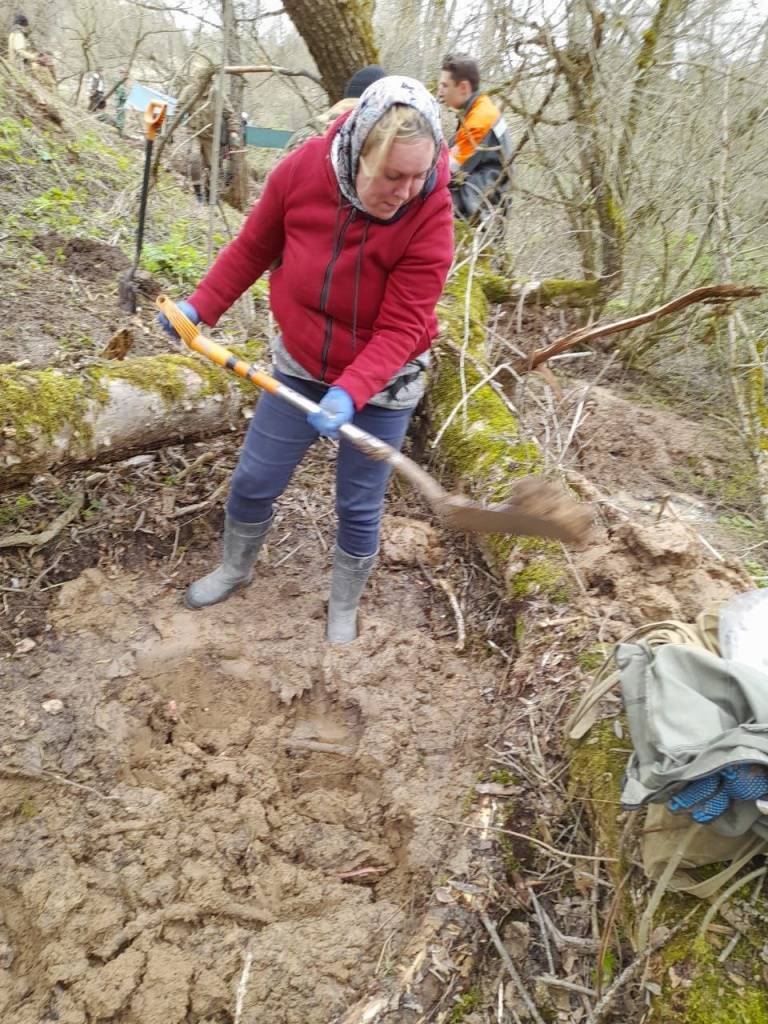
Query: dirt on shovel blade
[[441, 476, 594, 543]]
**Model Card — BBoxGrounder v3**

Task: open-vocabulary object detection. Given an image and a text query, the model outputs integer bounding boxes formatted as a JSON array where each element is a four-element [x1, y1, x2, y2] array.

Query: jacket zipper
[[319, 208, 356, 381]]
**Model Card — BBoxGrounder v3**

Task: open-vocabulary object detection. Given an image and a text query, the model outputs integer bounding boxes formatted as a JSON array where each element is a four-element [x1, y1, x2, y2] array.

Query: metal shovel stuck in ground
[[119, 101, 168, 313], [156, 296, 594, 543]]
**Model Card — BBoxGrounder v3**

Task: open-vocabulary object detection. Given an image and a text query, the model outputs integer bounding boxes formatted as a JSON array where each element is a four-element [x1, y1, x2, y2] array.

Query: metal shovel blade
[[437, 476, 594, 544]]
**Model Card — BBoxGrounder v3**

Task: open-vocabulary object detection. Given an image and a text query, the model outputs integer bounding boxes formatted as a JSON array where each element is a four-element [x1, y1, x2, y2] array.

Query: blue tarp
[[245, 125, 293, 150], [126, 83, 178, 117], [125, 84, 292, 149]]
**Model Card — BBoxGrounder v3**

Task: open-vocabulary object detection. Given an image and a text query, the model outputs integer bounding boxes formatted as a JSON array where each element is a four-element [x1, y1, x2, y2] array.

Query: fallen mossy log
[[479, 273, 602, 308], [0, 355, 247, 492]]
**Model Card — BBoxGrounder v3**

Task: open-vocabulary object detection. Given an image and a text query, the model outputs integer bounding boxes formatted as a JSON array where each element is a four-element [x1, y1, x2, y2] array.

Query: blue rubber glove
[[722, 763, 768, 800], [667, 764, 768, 824], [307, 386, 354, 440], [668, 773, 724, 820], [157, 299, 200, 339]]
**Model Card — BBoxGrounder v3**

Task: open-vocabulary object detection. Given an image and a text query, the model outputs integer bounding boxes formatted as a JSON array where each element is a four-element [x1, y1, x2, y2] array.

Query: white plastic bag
[[719, 590, 768, 673]]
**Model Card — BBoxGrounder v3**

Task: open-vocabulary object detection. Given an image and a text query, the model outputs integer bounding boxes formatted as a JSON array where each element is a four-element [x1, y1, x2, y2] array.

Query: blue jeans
[[226, 371, 413, 557]]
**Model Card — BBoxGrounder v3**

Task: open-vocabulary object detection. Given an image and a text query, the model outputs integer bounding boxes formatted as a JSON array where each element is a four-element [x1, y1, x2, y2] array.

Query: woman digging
[[159, 76, 454, 644]]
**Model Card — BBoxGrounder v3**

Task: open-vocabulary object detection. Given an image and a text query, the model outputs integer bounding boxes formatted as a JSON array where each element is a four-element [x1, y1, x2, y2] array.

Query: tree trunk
[[224, 0, 249, 213], [0, 358, 246, 493], [282, 0, 379, 104]]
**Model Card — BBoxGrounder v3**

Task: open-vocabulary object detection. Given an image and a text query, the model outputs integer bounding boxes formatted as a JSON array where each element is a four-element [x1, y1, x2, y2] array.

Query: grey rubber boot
[[184, 514, 273, 610], [326, 544, 377, 644]]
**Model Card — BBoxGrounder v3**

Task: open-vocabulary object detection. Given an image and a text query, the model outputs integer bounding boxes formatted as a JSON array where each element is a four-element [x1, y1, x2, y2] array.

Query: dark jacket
[[190, 113, 454, 410], [448, 92, 513, 219]]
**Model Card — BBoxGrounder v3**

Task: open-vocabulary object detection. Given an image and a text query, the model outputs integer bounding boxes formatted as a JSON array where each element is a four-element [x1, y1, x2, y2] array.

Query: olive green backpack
[[566, 610, 768, 899]]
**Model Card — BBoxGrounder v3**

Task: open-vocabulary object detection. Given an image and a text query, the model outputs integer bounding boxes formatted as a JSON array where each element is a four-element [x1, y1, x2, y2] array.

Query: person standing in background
[[7, 13, 54, 89], [174, 65, 241, 204], [438, 52, 512, 223], [87, 66, 105, 112], [115, 70, 128, 134]]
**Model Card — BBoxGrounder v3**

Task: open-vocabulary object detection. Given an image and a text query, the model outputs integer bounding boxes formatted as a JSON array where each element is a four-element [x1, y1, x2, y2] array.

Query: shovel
[[156, 295, 594, 543], [119, 100, 168, 313]]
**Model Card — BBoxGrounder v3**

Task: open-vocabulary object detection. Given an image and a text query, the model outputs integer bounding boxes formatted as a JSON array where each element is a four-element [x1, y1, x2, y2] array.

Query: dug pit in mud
[[0, 556, 501, 1024]]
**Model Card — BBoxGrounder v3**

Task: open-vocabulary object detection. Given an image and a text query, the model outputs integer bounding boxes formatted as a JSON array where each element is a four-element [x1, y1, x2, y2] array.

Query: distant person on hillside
[[174, 66, 241, 204], [115, 70, 128, 134], [438, 52, 512, 224], [87, 66, 105, 112], [7, 13, 55, 89], [284, 64, 388, 153], [158, 76, 453, 644]]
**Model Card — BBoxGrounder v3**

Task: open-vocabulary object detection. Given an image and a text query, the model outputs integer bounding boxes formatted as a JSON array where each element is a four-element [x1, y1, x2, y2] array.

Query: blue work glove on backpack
[[308, 387, 354, 440], [157, 299, 200, 339], [667, 763, 768, 824]]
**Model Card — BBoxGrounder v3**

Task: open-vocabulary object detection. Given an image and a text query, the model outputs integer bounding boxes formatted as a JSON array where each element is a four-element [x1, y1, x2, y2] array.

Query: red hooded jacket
[[189, 115, 454, 410]]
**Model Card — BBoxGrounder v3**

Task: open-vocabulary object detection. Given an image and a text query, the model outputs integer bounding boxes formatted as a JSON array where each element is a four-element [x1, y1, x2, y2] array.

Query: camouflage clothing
[[175, 73, 241, 202], [7, 24, 54, 89]]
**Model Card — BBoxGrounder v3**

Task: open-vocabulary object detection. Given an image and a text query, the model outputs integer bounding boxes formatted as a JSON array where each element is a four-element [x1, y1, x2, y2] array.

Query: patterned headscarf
[[331, 76, 443, 214]]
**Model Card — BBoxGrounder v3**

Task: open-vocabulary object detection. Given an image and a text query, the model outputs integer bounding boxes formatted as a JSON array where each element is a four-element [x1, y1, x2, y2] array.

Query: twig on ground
[[234, 951, 253, 1024], [175, 450, 216, 482], [697, 865, 768, 940], [536, 901, 601, 952], [480, 909, 548, 1024], [536, 974, 597, 997], [439, 818, 620, 865], [718, 871, 765, 964], [301, 493, 329, 552], [436, 577, 466, 651], [0, 490, 85, 549], [171, 479, 228, 518], [529, 889, 556, 974], [280, 739, 356, 756], [273, 542, 303, 567], [0, 766, 128, 804], [584, 909, 697, 1024]]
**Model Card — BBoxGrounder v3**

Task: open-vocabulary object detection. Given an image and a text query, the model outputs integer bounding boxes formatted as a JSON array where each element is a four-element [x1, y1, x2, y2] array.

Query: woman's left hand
[[308, 387, 354, 440]]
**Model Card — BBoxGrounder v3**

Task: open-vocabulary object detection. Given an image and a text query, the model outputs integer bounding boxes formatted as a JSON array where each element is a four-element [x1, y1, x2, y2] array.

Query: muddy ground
[[1, 381, 757, 1024], [2, 88, 766, 1024]]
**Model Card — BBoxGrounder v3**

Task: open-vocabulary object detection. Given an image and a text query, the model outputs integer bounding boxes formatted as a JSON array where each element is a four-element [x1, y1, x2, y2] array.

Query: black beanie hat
[[14, 14, 30, 27], [343, 65, 388, 99]]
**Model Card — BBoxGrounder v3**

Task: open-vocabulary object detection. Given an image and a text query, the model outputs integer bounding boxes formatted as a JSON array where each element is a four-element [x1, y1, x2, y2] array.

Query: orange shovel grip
[[156, 294, 280, 395], [144, 100, 168, 142]]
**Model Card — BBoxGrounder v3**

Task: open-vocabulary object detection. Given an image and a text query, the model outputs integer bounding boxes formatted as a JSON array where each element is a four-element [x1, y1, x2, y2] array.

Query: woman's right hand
[[157, 299, 201, 339]]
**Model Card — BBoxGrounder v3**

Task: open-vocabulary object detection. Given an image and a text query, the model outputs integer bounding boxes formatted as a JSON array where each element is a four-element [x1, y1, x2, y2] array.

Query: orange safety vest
[[449, 93, 503, 171]]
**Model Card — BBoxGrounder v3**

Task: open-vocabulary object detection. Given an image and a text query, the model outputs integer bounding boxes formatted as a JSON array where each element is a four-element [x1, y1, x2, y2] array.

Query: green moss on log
[[91, 353, 231, 406], [479, 274, 601, 306], [0, 365, 99, 443], [568, 719, 633, 870], [510, 557, 572, 603], [432, 265, 574, 601], [0, 352, 240, 453]]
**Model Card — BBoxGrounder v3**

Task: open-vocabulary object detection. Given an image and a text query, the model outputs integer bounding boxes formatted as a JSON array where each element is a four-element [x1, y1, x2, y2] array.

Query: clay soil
[[1, 377, 759, 1024]]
